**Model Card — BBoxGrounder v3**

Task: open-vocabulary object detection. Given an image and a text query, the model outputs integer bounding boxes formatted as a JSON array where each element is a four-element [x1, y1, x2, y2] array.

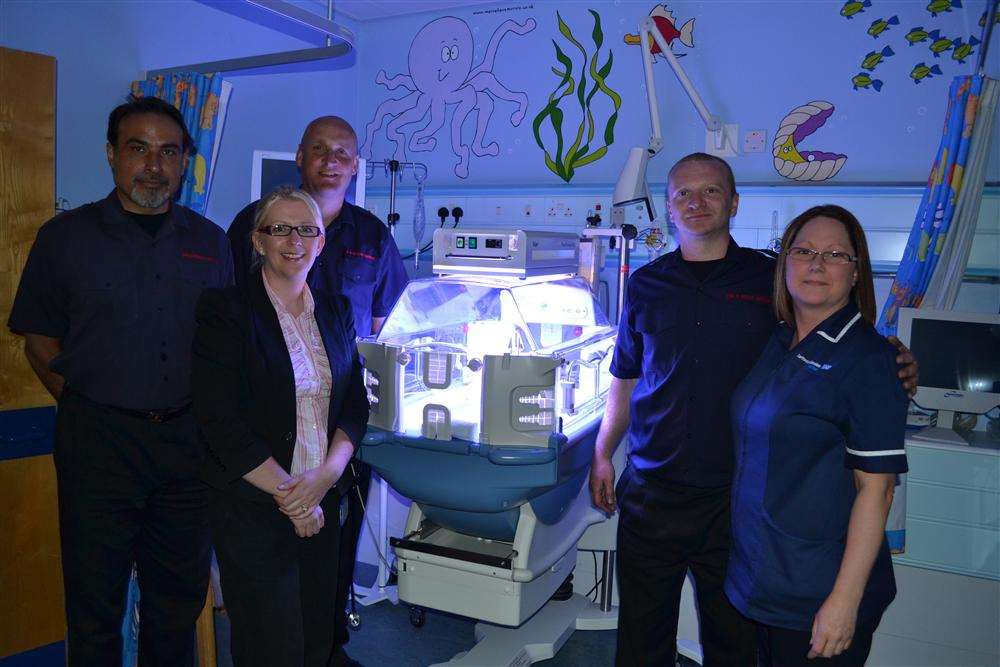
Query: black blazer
[[192, 268, 370, 504]]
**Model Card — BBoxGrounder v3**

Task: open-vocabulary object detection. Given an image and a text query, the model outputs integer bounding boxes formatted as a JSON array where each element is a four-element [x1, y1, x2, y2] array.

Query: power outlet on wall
[[743, 129, 767, 154]]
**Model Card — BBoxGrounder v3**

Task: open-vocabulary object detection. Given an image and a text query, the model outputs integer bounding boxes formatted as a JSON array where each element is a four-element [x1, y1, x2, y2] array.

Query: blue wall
[[1, 0, 997, 223], [355, 0, 999, 186], [0, 0, 360, 227]]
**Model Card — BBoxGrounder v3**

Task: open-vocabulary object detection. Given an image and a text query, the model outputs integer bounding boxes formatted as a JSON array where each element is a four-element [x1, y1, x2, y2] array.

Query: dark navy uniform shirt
[[610, 239, 776, 487], [228, 200, 407, 337], [8, 192, 233, 410], [725, 302, 909, 631]]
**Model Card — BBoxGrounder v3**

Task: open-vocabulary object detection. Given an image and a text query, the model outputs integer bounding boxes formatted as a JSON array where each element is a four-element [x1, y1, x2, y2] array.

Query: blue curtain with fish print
[[876, 74, 985, 554], [878, 75, 983, 335], [130, 72, 226, 215]]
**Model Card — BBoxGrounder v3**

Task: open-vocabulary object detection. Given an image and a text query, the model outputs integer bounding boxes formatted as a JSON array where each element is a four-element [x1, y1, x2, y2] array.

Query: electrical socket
[[547, 200, 575, 219], [743, 129, 766, 154]]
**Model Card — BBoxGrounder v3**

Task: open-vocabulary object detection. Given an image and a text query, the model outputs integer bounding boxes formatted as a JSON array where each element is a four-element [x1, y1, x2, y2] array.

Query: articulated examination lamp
[[612, 16, 727, 223]]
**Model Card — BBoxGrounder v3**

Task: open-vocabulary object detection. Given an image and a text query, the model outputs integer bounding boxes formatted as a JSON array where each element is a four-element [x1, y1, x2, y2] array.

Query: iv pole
[[352, 158, 427, 615], [364, 160, 429, 238]]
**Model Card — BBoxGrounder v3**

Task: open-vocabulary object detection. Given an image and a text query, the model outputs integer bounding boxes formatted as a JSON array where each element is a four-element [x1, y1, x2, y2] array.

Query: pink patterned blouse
[[263, 272, 333, 475]]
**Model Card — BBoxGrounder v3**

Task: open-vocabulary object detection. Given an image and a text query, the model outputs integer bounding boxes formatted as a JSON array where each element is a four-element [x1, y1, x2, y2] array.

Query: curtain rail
[[145, 0, 354, 77]]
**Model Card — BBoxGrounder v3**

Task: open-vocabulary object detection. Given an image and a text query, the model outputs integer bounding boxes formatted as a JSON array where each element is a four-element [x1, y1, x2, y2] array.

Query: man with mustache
[[9, 95, 233, 666], [227, 115, 407, 667]]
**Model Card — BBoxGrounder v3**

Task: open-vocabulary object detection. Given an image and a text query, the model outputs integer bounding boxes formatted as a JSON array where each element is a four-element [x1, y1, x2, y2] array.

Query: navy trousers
[[615, 467, 756, 666], [54, 392, 211, 667]]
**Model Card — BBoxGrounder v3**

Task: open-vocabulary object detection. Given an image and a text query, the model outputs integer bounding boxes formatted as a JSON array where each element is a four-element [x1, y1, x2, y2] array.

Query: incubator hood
[[356, 229, 617, 630]]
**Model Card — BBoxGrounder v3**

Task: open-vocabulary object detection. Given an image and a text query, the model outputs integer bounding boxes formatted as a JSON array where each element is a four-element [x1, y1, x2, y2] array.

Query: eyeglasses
[[785, 247, 857, 265], [259, 224, 322, 238]]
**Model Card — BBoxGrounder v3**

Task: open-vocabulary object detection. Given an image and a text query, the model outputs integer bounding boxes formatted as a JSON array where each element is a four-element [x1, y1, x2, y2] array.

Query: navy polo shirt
[[229, 200, 407, 336], [610, 239, 776, 487], [8, 191, 233, 410], [725, 302, 909, 631]]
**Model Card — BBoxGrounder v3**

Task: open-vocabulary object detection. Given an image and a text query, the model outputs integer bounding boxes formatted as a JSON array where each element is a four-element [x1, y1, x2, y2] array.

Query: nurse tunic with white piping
[[725, 302, 909, 632]]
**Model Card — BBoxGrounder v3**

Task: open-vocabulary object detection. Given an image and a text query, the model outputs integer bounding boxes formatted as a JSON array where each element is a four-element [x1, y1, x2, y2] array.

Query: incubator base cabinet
[[357, 230, 619, 661]]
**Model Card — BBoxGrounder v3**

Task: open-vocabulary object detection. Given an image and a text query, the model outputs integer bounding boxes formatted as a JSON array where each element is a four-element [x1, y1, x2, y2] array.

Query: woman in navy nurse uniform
[[725, 205, 908, 665]]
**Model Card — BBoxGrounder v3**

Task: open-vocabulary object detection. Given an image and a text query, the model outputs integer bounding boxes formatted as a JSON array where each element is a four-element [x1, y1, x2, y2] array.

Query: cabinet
[[895, 437, 999, 580], [869, 437, 999, 665]]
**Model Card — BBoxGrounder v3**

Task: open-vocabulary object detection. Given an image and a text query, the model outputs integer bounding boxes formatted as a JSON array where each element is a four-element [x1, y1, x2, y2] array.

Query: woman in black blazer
[[192, 187, 369, 667]]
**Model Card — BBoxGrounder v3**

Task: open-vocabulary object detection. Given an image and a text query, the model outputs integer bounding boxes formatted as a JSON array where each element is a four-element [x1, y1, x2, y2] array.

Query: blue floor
[[211, 565, 702, 665], [214, 603, 619, 666]]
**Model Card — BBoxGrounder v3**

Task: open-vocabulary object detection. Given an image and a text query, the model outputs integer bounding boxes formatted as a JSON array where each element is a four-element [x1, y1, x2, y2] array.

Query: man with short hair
[[9, 95, 233, 666], [590, 153, 916, 666], [227, 115, 407, 666], [229, 116, 407, 336]]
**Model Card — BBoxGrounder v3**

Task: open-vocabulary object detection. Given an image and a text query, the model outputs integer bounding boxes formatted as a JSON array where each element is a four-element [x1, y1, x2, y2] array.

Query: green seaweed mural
[[533, 10, 622, 182]]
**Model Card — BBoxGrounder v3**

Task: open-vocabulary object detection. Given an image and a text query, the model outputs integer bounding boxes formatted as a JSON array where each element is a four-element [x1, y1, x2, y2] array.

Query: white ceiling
[[333, 0, 497, 22]]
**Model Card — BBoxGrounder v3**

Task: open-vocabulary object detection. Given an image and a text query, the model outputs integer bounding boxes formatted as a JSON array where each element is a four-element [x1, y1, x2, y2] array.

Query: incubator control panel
[[433, 228, 579, 278]]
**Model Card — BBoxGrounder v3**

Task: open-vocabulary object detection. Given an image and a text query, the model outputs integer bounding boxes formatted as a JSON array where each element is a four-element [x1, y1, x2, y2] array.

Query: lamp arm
[[639, 16, 721, 157]]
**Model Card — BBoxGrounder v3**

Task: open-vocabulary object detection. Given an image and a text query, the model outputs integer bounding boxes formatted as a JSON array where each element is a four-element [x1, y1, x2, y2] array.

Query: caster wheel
[[409, 605, 426, 628], [347, 611, 361, 630]]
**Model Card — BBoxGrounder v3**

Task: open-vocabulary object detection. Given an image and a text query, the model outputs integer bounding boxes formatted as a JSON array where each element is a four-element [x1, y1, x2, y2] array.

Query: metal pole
[[326, 0, 333, 47], [643, 17, 721, 132], [244, 0, 354, 45], [599, 550, 616, 612], [617, 225, 637, 323], [639, 20, 664, 155], [387, 160, 400, 238], [378, 475, 390, 588], [976, 0, 998, 74]]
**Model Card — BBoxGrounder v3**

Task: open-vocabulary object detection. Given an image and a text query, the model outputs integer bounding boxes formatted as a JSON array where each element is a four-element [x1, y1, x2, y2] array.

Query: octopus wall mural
[[361, 16, 536, 178]]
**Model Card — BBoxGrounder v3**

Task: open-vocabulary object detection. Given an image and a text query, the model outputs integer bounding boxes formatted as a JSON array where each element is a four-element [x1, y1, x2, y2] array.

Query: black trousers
[[334, 460, 371, 648], [54, 392, 211, 667], [211, 486, 343, 667], [615, 467, 756, 667], [758, 622, 876, 666]]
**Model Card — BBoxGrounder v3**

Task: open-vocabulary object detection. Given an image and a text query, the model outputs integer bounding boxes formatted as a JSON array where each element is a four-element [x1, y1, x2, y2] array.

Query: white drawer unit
[[871, 438, 1000, 665], [896, 438, 999, 580]]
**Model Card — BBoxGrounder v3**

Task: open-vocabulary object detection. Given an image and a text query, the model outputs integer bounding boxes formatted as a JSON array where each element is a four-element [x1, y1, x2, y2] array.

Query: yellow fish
[[193, 154, 207, 194]]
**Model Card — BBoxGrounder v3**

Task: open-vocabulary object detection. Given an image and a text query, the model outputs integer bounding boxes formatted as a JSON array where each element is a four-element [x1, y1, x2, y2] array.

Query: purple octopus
[[361, 16, 536, 178]]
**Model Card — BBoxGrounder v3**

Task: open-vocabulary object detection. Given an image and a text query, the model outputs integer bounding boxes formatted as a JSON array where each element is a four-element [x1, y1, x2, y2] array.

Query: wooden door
[[0, 46, 64, 662]]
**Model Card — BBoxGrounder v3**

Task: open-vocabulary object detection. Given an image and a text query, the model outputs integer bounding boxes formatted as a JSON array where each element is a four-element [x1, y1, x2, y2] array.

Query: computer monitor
[[250, 150, 366, 207], [897, 307, 1000, 445]]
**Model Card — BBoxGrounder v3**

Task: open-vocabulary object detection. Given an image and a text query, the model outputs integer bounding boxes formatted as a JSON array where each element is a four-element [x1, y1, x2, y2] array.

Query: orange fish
[[624, 4, 695, 59]]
